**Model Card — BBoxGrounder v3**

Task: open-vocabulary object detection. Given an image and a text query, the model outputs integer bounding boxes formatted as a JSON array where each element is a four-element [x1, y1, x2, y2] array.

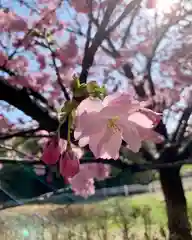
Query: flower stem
[[67, 113, 72, 149]]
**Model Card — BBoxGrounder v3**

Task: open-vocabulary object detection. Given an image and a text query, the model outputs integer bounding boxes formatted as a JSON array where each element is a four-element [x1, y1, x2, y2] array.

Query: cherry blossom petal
[[128, 112, 154, 129], [69, 173, 95, 198], [74, 112, 105, 140], [88, 126, 107, 158], [121, 122, 142, 152], [139, 108, 162, 126], [136, 125, 164, 143], [76, 97, 103, 115], [102, 93, 121, 107], [99, 130, 122, 159], [78, 136, 90, 147]]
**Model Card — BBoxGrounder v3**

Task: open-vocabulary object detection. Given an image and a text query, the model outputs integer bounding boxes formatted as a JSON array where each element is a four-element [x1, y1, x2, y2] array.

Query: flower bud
[[42, 136, 60, 165], [59, 149, 80, 183]]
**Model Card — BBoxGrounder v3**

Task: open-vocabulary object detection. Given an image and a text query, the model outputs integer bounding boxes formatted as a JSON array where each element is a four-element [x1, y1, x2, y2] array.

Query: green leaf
[[86, 81, 99, 94], [58, 100, 77, 121], [73, 84, 87, 98], [71, 76, 80, 92]]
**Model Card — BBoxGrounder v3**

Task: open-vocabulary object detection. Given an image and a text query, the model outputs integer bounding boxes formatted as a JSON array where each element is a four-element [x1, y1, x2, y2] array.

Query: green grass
[[181, 165, 192, 175], [3, 191, 192, 239], [93, 191, 192, 226], [95, 193, 166, 226], [152, 165, 192, 180]]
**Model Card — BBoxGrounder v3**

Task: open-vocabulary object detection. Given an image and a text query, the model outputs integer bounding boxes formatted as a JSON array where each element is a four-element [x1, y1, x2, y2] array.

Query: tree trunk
[[159, 167, 192, 240]]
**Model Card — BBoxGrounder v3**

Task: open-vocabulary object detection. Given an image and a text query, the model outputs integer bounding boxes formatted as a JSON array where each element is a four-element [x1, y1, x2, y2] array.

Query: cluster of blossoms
[[42, 79, 163, 197], [70, 0, 157, 13]]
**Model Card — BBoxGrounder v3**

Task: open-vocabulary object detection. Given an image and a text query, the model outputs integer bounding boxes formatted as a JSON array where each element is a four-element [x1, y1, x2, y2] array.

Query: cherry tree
[[0, 0, 192, 239]]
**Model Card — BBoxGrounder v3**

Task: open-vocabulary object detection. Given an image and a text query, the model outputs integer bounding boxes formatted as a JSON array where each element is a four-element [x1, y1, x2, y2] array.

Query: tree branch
[[46, 40, 70, 101], [145, 10, 191, 97], [120, 5, 140, 48], [0, 127, 41, 140], [0, 79, 68, 137], [79, 0, 118, 83], [171, 106, 192, 143], [106, 0, 141, 35], [83, 0, 93, 55], [0, 155, 192, 171], [0, 66, 55, 111]]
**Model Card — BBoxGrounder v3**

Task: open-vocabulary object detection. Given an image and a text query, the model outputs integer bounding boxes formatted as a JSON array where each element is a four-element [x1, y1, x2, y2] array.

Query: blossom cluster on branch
[[42, 78, 163, 197]]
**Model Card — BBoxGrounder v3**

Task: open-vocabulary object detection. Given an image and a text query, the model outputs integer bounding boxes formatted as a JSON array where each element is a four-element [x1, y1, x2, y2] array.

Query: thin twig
[[46, 40, 70, 101], [0, 127, 41, 140], [79, 0, 118, 83]]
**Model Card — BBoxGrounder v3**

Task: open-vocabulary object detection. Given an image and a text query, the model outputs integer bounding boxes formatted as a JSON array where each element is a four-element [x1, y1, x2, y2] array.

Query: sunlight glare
[[156, 0, 178, 13]]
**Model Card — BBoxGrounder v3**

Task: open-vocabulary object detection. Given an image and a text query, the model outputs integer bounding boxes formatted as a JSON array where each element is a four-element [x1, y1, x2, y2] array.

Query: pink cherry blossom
[[42, 136, 61, 165], [8, 72, 49, 91], [56, 34, 78, 66], [70, 174, 95, 198], [59, 149, 80, 183], [74, 95, 163, 159], [36, 54, 46, 70], [39, 7, 57, 26], [58, 66, 75, 88], [7, 56, 29, 72], [86, 163, 111, 180], [69, 163, 110, 197], [0, 10, 27, 32]]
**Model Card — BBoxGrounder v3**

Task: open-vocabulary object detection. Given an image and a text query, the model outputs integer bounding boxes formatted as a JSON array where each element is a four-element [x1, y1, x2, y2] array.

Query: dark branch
[[121, 5, 140, 48], [0, 156, 192, 171], [0, 66, 55, 111], [79, 0, 118, 84], [0, 127, 41, 140], [83, 0, 93, 55], [46, 41, 70, 101], [0, 79, 68, 137], [172, 106, 192, 143], [106, 0, 141, 35]]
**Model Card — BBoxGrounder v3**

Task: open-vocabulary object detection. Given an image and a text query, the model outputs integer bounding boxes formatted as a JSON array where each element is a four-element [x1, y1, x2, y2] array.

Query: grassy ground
[[153, 165, 192, 180], [1, 192, 192, 239], [181, 165, 192, 175]]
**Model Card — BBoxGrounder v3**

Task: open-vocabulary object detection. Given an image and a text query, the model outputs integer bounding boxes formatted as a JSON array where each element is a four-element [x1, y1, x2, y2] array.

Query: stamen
[[107, 116, 120, 133]]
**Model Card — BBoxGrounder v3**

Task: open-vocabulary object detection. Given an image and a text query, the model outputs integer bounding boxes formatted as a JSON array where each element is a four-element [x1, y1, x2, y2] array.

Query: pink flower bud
[[59, 149, 80, 183], [42, 136, 60, 165]]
